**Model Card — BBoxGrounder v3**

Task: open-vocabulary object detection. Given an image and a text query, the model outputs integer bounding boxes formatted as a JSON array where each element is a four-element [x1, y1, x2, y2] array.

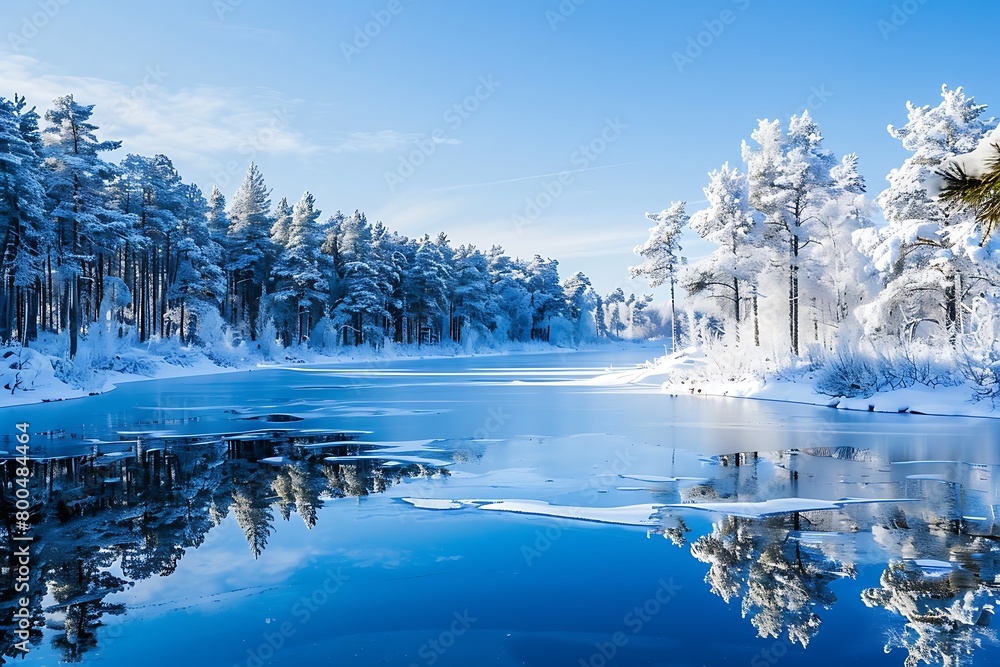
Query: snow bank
[[592, 346, 999, 419]]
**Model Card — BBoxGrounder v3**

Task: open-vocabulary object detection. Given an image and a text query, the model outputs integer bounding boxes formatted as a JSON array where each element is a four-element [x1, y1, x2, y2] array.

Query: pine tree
[[526, 255, 565, 342], [485, 246, 531, 342], [0, 95, 48, 343], [43, 95, 132, 357], [684, 165, 764, 345], [856, 85, 997, 342], [205, 185, 232, 324], [743, 111, 836, 355], [227, 163, 275, 338], [451, 244, 490, 344], [562, 272, 598, 344], [939, 134, 1000, 241], [631, 201, 687, 351], [270, 196, 292, 247], [167, 184, 225, 343], [404, 234, 450, 345], [271, 192, 328, 345]]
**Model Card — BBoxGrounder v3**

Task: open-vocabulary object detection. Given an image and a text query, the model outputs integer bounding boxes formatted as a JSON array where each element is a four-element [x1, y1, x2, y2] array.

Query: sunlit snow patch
[[401, 498, 476, 510], [619, 474, 708, 484], [477, 499, 664, 526], [666, 496, 917, 518], [324, 454, 452, 467]]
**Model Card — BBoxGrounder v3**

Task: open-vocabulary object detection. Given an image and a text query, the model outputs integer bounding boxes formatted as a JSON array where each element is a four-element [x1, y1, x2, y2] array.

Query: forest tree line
[[0, 93, 657, 361]]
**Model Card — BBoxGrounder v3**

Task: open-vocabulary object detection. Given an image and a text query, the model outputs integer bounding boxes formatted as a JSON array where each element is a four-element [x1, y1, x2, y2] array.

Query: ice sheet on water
[[350, 440, 442, 452], [325, 454, 453, 467], [619, 474, 708, 483], [401, 498, 474, 510], [666, 497, 917, 518], [477, 499, 665, 526]]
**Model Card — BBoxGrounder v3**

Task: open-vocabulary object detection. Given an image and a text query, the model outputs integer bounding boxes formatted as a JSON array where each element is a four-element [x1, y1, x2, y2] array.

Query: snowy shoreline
[[6, 340, 996, 421], [0, 341, 633, 409], [584, 350, 1000, 420]]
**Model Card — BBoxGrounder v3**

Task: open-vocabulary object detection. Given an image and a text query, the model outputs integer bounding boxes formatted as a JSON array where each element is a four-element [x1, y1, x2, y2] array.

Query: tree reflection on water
[[0, 428, 449, 662]]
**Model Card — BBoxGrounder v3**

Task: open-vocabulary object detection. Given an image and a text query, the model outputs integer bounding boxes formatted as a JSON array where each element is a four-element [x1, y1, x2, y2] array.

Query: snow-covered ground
[[584, 347, 1000, 419]]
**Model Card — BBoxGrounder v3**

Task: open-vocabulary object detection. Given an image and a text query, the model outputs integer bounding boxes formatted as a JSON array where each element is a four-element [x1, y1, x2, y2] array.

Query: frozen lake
[[2, 345, 999, 666]]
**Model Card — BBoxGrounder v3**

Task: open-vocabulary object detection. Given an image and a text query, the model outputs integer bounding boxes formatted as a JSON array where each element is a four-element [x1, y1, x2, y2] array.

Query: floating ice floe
[[619, 474, 708, 484], [324, 454, 452, 467], [349, 440, 443, 453], [401, 498, 475, 510], [477, 499, 664, 526], [664, 496, 916, 518]]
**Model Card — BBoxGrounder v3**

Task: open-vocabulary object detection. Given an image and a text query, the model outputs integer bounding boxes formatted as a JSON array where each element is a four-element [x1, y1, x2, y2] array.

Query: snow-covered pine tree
[[404, 233, 451, 346], [526, 255, 566, 342], [856, 85, 998, 343], [684, 164, 763, 345], [939, 127, 1000, 241], [0, 95, 48, 343], [451, 244, 490, 344], [43, 95, 133, 357], [271, 192, 328, 345], [370, 221, 405, 343], [485, 246, 532, 343], [227, 162, 275, 339], [270, 196, 292, 248], [167, 183, 225, 344], [808, 153, 875, 344], [606, 287, 626, 339], [562, 271, 598, 345], [743, 111, 836, 355], [630, 201, 687, 351]]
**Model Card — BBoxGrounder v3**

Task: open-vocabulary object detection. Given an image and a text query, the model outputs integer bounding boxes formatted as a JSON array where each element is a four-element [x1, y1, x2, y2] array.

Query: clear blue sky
[[1, 0, 997, 296]]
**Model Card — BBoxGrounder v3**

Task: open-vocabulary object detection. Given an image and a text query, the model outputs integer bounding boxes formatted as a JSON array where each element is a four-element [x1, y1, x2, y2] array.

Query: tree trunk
[[68, 279, 79, 359], [753, 294, 760, 347], [669, 278, 677, 353]]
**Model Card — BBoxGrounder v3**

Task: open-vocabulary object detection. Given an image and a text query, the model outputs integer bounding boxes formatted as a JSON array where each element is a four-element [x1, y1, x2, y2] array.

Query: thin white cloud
[[330, 130, 459, 153], [0, 55, 430, 172], [0, 55, 312, 166]]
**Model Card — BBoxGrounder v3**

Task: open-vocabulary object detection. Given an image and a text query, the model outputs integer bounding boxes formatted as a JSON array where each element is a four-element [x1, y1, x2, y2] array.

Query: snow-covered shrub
[[816, 339, 960, 398], [102, 351, 158, 376], [308, 314, 340, 351], [255, 317, 282, 360], [955, 297, 1000, 403], [0, 345, 57, 394], [547, 316, 575, 347], [815, 345, 883, 398]]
